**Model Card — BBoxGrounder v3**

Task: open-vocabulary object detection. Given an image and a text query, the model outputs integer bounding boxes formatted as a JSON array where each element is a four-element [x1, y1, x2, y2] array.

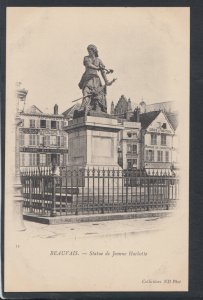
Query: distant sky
[[7, 7, 189, 114]]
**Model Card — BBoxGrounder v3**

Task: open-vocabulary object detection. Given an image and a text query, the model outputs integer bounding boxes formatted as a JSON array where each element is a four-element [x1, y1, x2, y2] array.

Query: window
[[132, 144, 137, 154], [45, 136, 50, 146], [149, 150, 154, 161], [30, 119, 35, 128], [162, 123, 167, 129], [60, 136, 64, 147], [146, 150, 154, 162], [29, 134, 36, 146], [51, 121, 56, 129], [29, 153, 37, 166], [64, 136, 68, 148], [19, 133, 24, 146], [40, 120, 46, 128], [29, 135, 39, 146], [132, 159, 137, 167], [161, 134, 167, 145], [127, 144, 131, 153], [165, 151, 169, 162], [127, 159, 137, 169], [127, 132, 132, 138], [157, 151, 163, 162], [151, 134, 157, 145], [37, 153, 40, 165], [39, 135, 44, 146], [51, 120, 59, 129], [20, 153, 25, 166], [127, 159, 132, 169], [40, 154, 46, 165], [50, 135, 57, 146]]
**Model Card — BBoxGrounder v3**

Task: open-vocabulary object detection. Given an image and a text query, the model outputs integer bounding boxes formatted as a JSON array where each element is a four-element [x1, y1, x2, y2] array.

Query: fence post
[[75, 170, 79, 215], [29, 178, 33, 213], [41, 176, 45, 215], [147, 172, 150, 211], [101, 168, 105, 214], [125, 169, 128, 212], [51, 175, 57, 217]]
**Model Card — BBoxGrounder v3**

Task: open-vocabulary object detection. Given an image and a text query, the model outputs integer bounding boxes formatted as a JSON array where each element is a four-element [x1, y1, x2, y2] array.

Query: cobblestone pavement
[[18, 216, 170, 240]]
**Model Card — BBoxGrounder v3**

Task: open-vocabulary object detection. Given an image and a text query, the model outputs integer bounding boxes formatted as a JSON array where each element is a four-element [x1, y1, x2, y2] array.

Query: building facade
[[112, 96, 179, 170], [139, 111, 175, 170], [19, 105, 69, 169], [118, 121, 141, 169]]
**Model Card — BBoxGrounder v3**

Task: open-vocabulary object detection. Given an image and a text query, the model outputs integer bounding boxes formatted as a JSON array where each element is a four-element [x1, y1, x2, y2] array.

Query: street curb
[[23, 210, 173, 225]]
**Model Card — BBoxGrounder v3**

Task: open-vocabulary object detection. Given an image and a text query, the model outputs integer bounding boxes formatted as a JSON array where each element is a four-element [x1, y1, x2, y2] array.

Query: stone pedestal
[[64, 114, 123, 170], [63, 114, 123, 191]]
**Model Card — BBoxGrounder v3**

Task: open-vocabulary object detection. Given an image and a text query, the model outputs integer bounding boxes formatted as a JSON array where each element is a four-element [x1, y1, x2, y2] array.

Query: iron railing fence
[[21, 167, 179, 217]]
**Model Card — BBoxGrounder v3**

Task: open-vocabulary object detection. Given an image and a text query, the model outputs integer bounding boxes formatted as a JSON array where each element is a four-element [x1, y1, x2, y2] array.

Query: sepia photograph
[[3, 6, 189, 293]]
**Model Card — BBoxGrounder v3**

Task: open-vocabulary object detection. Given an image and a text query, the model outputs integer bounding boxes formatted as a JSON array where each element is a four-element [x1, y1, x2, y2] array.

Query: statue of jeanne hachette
[[78, 44, 116, 115]]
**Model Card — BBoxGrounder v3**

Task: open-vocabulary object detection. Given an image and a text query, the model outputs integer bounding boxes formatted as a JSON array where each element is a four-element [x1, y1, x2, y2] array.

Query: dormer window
[[162, 123, 167, 129], [127, 132, 132, 138]]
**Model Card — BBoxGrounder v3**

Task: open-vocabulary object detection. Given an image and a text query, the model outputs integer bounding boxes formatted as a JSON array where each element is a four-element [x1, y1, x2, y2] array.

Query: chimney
[[54, 104, 58, 115], [134, 106, 140, 122], [137, 107, 140, 122]]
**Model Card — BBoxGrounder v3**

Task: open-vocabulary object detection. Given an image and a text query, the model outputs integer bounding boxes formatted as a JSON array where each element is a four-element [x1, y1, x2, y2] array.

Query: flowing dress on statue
[[78, 56, 107, 113]]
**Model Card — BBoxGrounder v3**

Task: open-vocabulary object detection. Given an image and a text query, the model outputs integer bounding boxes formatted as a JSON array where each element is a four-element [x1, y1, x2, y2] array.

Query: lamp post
[[13, 82, 28, 231]]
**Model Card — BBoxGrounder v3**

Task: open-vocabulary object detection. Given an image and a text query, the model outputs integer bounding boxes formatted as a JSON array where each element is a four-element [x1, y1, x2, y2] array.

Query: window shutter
[[36, 119, 40, 128], [45, 135, 50, 146], [57, 154, 60, 165], [37, 153, 40, 165], [47, 120, 51, 129], [29, 153, 32, 166], [64, 136, 67, 148], [145, 150, 148, 161], [46, 154, 51, 166], [57, 136, 60, 147]]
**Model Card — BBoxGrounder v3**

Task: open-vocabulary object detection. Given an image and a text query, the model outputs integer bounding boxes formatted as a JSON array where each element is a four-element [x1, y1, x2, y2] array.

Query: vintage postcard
[[3, 7, 189, 293]]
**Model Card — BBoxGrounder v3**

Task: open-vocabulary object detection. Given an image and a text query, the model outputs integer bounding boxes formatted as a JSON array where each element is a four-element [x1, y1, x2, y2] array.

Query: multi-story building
[[111, 96, 179, 170], [138, 110, 175, 170], [19, 104, 69, 169], [118, 121, 141, 169]]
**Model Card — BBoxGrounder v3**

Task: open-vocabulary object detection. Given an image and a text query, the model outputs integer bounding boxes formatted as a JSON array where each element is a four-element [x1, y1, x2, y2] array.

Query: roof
[[24, 105, 43, 114], [21, 105, 65, 118], [165, 112, 178, 131], [139, 111, 161, 129], [62, 103, 81, 118]]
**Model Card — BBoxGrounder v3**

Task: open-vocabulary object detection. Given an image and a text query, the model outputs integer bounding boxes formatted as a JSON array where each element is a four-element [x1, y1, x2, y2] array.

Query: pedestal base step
[[23, 210, 173, 225]]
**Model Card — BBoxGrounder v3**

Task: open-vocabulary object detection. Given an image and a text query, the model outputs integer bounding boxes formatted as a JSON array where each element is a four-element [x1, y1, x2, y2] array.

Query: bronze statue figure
[[77, 44, 116, 116]]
